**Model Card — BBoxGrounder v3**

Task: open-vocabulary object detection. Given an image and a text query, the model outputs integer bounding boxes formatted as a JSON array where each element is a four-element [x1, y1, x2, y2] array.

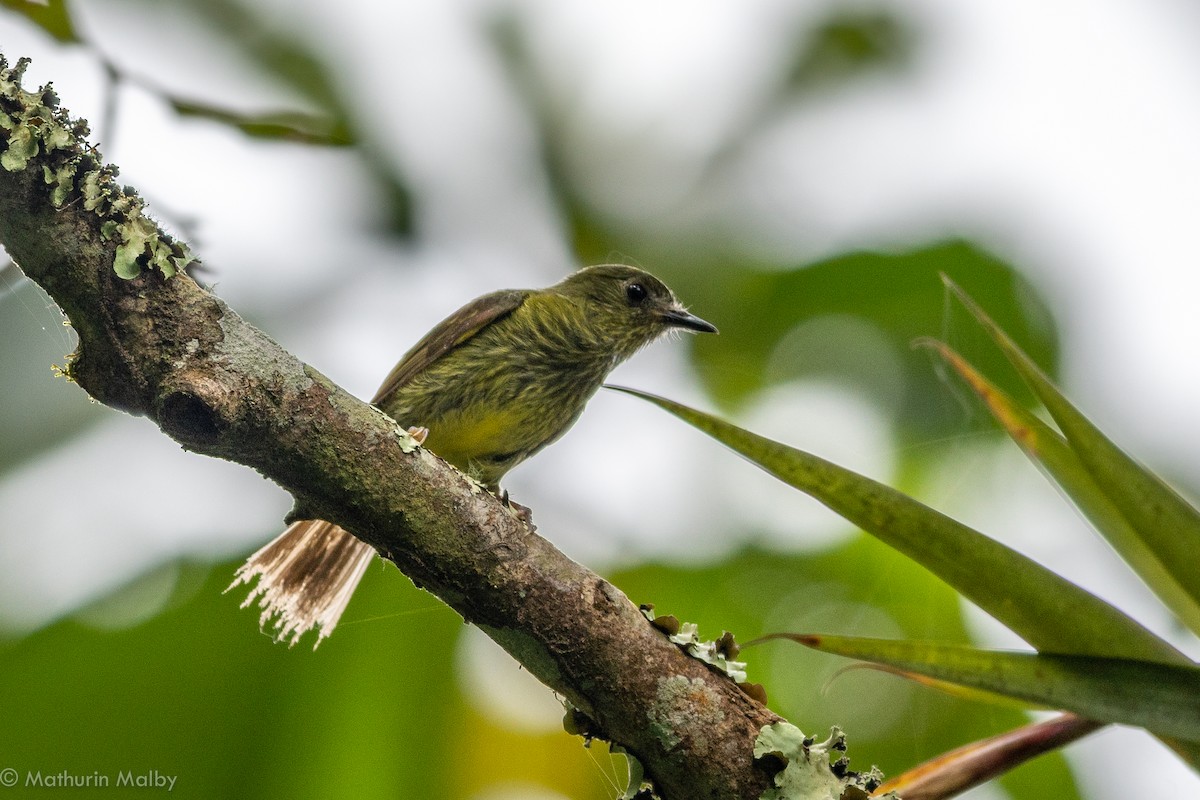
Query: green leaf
[[924, 338, 1200, 636], [784, 9, 916, 94], [945, 278, 1200, 619], [684, 242, 1059, 438], [824, 657, 1033, 710], [610, 387, 1183, 664], [1, 0, 77, 43], [772, 633, 1200, 742], [182, 0, 412, 234], [169, 98, 352, 146], [0, 563, 470, 799]]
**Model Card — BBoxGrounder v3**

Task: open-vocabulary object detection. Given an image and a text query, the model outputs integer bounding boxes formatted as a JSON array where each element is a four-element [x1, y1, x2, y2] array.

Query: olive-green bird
[[232, 264, 716, 646]]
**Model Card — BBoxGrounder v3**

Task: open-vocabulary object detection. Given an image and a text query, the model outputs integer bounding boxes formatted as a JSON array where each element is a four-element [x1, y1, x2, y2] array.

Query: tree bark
[[0, 54, 787, 799]]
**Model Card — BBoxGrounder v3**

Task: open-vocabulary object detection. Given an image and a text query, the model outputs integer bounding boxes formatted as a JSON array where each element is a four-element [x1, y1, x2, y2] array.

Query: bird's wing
[[370, 288, 529, 405]]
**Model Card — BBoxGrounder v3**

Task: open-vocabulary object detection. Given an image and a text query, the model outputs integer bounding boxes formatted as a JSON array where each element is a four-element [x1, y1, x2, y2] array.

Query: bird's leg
[[407, 426, 429, 445]]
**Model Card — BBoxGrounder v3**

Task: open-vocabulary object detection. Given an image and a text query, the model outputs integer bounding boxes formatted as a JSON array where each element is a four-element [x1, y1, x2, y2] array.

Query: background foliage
[[1, 2, 1197, 798]]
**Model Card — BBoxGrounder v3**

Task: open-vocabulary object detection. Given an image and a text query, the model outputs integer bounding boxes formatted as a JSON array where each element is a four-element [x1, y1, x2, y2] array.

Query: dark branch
[[0, 54, 785, 799]]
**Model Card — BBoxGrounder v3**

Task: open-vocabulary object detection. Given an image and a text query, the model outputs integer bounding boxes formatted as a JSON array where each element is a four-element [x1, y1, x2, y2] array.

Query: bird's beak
[[660, 306, 718, 334]]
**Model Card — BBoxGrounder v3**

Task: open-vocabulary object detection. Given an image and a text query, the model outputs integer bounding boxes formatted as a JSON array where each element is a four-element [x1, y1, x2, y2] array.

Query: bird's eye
[[625, 282, 648, 305]]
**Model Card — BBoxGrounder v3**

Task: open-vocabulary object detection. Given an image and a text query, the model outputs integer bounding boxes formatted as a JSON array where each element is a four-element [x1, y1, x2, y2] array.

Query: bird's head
[[552, 264, 717, 358]]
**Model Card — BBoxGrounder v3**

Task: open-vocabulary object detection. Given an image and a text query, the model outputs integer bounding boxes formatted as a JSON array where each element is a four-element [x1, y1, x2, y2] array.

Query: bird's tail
[[229, 520, 376, 648]]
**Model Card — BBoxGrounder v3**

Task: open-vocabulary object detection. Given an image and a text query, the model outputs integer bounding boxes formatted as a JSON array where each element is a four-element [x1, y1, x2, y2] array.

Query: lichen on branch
[[0, 55, 192, 279]]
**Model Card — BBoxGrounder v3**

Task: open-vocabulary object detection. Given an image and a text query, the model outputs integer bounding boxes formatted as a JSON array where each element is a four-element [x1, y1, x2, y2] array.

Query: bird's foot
[[406, 426, 429, 445], [499, 488, 536, 530]]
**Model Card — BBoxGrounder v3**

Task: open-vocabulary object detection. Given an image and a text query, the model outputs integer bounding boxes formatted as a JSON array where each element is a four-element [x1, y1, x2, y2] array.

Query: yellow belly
[[419, 400, 578, 489]]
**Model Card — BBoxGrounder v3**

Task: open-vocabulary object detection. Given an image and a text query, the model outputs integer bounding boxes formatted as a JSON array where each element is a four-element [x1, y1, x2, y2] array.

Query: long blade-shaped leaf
[[610, 386, 1183, 665], [923, 339, 1200, 635], [945, 278, 1200, 612], [773, 633, 1200, 742], [827, 661, 1032, 710]]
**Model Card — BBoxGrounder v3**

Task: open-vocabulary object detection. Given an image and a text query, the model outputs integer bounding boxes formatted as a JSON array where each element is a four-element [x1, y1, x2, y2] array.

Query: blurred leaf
[[0, 556, 648, 800], [770, 634, 1200, 742], [685, 242, 1058, 439], [611, 387, 1183, 663], [875, 715, 1102, 800], [706, 8, 915, 169], [170, 98, 351, 145], [182, 0, 413, 236], [0, 0, 77, 43], [785, 9, 916, 94], [487, 11, 596, 258], [366, 157, 416, 239], [925, 338, 1200, 635], [0, 562, 465, 798], [183, 0, 344, 123], [945, 279, 1200, 625]]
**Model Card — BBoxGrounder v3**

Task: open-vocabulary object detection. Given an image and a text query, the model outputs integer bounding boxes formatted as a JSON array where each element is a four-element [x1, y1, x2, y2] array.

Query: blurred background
[[2, 1, 1199, 798]]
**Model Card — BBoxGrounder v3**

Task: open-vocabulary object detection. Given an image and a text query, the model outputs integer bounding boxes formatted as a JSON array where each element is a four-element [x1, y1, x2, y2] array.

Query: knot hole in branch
[[157, 374, 230, 448]]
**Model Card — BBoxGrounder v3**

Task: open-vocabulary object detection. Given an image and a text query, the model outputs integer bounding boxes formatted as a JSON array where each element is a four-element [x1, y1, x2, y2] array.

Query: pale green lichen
[[43, 161, 75, 207], [649, 674, 724, 753], [670, 622, 748, 683], [395, 425, 422, 454], [754, 723, 892, 800], [113, 214, 160, 279], [610, 744, 650, 800], [0, 115, 39, 170], [81, 167, 104, 211], [640, 605, 749, 683], [0, 56, 194, 280]]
